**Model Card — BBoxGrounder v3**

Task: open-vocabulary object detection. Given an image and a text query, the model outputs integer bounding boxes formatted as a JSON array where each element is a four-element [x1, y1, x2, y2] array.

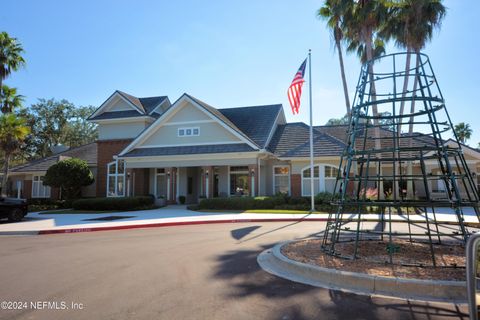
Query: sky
[[1, 0, 479, 144]]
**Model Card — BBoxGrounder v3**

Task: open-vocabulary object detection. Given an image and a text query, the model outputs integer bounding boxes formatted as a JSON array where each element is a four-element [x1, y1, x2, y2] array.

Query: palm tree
[[454, 122, 472, 144], [0, 113, 30, 196], [382, 0, 446, 130], [343, 0, 388, 197], [0, 32, 25, 94], [382, 0, 446, 197], [0, 85, 24, 113], [318, 0, 352, 116], [346, 36, 386, 64]]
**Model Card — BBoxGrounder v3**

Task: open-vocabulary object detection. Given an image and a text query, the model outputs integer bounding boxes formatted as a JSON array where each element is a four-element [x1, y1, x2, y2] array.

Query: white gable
[[106, 96, 139, 112], [135, 100, 241, 147], [119, 94, 258, 156], [89, 91, 143, 120]]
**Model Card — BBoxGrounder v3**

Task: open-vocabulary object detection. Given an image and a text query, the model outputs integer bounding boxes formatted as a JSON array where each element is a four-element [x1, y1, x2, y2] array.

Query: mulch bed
[[281, 239, 465, 281]]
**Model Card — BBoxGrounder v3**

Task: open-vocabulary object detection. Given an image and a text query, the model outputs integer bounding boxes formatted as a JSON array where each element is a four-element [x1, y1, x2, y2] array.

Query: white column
[[16, 180, 22, 199], [319, 165, 325, 192], [251, 170, 255, 197], [206, 169, 209, 199], [167, 171, 171, 201]]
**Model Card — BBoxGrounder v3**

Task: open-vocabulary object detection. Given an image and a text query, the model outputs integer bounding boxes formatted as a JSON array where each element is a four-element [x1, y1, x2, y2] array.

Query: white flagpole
[[308, 49, 315, 212]]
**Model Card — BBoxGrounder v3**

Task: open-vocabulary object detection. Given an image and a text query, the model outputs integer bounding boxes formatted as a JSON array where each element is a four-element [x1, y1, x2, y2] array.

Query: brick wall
[[96, 139, 133, 197], [290, 174, 301, 197]]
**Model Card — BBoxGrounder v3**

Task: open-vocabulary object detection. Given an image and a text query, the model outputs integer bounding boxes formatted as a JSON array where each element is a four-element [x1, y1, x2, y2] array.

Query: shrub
[[72, 196, 154, 211], [287, 196, 309, 205], [196, 194, 341, 212], [178, 195, 186, 204], [314, 192, 334, 205], [27, 198, 73, 212], [198, 197, 277, 211], [43, 158, 94, 200]]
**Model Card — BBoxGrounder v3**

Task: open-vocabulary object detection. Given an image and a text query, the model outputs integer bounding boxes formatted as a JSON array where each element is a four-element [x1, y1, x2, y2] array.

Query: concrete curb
[[0, 217, 328, 236], [257, 241, 467, 303]]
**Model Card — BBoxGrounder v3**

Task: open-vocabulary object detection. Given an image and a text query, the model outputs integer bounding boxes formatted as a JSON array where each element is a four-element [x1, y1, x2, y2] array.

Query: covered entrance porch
[[117, 160, 260, 204], [149, 165, 258, 204]]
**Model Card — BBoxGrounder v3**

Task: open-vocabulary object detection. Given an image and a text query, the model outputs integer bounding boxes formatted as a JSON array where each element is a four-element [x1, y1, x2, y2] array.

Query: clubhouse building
[[7, 90, 480, 203]]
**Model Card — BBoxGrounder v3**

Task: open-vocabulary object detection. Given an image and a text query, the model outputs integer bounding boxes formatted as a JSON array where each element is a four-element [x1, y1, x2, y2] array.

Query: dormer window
[[178, 127, 200, 137]]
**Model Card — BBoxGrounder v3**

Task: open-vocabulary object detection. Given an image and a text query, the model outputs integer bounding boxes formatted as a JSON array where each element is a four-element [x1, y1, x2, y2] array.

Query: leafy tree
[[0, 85, 24, 113], [0, 113, 30, 195], [62, 105, 98, 148], [325, 114, 350, 125], [454, 122, 472, 144], [21, 99, 71, 159], [19, 100, 98, 159], [0, 32, 25, 95], [317, 0, 352, 116], [43, 158, 94, 200]]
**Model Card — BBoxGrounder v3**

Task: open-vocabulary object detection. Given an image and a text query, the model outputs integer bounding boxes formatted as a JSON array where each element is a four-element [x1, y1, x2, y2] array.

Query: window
[[32, 175, 51, 198], [107, 160, 126, 197], [301, 164, 339, 196], [273, 166, 290, 195], [302, 166, 320, 196], [178, 127, 200, 137], [324, 165, 339, 193], [230, 166, 249, 196]]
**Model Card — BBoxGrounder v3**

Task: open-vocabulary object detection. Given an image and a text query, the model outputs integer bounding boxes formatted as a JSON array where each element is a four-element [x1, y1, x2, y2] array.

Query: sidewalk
[[0, 205, 478, 235]]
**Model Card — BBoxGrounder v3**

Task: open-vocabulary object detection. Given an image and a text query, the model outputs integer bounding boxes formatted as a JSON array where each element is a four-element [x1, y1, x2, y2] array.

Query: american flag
[[287, 58, 307, 115]]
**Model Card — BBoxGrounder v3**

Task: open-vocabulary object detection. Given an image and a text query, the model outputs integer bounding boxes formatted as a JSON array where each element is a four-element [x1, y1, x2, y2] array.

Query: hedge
[[196, 193, 341, 211], [27, 198, 73, 212], [72, 196, 154, 211]]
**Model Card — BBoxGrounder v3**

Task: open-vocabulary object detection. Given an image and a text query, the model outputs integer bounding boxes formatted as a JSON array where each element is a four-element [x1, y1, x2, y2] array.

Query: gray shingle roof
[[184, 94, 259, 146], [122, 143, 256, 157], [117, 90, 146, 113], [218, 104, 282, 148], [89, 110, 145, 120], [88, 91, 168, 121], [139, 96, 169, 114], [268, 123, 346, 157], [11, 143, 97, 173]]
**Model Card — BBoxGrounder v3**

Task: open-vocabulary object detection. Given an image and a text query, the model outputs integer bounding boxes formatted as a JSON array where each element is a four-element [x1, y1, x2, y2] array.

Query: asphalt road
[[0, 221, 469, 320]]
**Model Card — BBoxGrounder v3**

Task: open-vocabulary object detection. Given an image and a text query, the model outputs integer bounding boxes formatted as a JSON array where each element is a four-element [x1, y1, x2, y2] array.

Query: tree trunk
[[0, 76, 3, 113], [336, 37, 350, 116], [397, 52, 411, 133], [406, 51, 421, 198], [395, 52, 412, 200], [1, 152, 10, 197], [364, 28, 384, 199]]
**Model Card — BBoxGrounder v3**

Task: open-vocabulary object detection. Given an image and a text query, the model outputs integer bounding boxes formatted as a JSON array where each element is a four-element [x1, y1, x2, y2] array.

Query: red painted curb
[[37, 218, 328, 235]]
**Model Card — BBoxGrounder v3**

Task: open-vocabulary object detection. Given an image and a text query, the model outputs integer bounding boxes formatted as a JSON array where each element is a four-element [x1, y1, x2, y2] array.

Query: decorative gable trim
[[119, 94, 259, 156], [88, 91, 144, 120], [149, 98, 171, 115], [264, 107, 284, 149]]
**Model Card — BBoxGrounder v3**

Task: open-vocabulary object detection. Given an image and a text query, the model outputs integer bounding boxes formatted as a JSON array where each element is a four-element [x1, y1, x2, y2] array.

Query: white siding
[[107, 98, 138, 112], [98, 121, 150, 140], [141, 121, 241, 146], [168, 103, 211, 122]]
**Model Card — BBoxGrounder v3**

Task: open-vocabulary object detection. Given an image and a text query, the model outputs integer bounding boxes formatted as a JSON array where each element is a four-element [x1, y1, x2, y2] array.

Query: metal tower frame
[[321, 52, 480, 267]]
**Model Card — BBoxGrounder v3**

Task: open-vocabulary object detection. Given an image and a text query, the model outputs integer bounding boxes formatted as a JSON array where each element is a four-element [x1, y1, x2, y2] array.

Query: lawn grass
[[194, 209, 244, 213], [243, 209, 327, 214], [38, 209, 119, 215]]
